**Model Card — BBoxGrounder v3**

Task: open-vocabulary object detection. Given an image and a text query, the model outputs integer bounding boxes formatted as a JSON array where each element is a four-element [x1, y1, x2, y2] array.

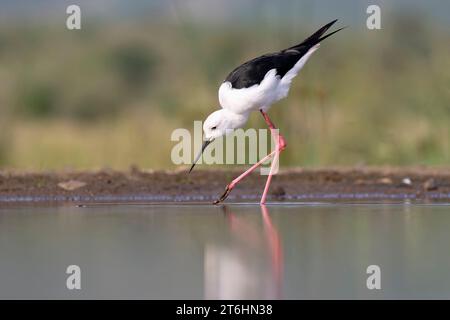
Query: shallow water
[[1, 202, 450, 299]]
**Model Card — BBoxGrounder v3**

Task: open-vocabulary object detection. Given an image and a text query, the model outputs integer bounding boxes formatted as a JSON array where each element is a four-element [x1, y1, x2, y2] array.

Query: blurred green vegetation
[[0, 13, 449, 170]]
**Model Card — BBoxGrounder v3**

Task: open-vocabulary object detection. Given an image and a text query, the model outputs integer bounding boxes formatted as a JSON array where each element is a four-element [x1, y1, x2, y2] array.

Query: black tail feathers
[[287, 19, 344, 50]]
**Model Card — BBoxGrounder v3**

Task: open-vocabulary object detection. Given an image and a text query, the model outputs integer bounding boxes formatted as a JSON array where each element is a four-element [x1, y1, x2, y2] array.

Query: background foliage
[[0, 1, 449, 169]]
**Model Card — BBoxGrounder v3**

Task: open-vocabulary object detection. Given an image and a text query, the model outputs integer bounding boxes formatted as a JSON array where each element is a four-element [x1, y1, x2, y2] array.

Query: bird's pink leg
[[213, 110, 286, 204], [213, 148, 278, 204], [260, 110, 286, 204]]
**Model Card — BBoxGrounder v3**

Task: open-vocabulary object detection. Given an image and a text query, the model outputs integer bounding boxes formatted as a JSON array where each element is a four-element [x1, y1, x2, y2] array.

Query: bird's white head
[[203, 109, 229, 141], [203, 109, 249, 141], [189, 109, 248, 173]]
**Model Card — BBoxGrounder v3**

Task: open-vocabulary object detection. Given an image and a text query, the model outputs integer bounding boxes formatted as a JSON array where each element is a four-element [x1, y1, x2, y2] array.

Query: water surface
[[1, 203, 449, 299]]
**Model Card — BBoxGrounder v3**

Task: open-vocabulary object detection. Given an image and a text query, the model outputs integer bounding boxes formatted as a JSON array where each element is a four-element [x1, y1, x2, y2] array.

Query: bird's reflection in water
[[204, 205, 283, 299]]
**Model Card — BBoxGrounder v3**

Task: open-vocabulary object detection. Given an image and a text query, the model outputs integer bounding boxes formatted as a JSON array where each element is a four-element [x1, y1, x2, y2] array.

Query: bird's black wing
[[224, 50, 305, 89], [224, 19, 343, 90]]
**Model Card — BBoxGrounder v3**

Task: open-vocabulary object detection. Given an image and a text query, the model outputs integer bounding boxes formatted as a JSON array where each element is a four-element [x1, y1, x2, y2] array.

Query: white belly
[[218, 44, 319, 114]]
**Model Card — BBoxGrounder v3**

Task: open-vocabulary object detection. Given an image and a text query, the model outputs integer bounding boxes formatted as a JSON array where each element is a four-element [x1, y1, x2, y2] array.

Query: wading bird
[[189, 20, 343, 204]]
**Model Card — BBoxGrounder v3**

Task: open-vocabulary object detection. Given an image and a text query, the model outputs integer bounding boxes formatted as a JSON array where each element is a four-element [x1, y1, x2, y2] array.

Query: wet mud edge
[[0, 167, 449, 204]]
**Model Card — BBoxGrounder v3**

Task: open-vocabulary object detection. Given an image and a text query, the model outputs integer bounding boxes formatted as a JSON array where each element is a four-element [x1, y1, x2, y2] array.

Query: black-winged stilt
[[189, 19, 344, 204]]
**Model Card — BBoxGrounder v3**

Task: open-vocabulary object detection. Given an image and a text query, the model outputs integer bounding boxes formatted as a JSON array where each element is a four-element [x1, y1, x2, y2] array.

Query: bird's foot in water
[[213, 185, 233, 204]]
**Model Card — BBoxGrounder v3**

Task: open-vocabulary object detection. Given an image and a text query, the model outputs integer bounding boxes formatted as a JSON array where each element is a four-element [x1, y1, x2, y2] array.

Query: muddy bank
[[0, 167, 449, 204]]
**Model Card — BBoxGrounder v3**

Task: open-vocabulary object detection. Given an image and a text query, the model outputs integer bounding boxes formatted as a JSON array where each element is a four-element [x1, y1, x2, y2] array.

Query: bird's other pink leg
[[213, 148, 279, 204], [260, 155, 277, 204], [260, 110, 286, 204], [213, 110, 286, 205]]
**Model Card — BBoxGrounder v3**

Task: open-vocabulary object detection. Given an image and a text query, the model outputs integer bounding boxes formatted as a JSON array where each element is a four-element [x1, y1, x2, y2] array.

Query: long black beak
[[189, 139, 213, 173]]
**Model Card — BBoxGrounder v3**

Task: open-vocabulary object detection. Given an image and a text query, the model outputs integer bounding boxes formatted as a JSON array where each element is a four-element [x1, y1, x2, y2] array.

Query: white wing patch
[[277, 44, 320, 100], [219, 44, 320, 114]]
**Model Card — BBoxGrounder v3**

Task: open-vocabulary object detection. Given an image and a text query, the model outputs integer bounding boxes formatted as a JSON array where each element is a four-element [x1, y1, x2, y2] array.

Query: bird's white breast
[[218, 44, 319, 114], [218, 69, 280, 114]]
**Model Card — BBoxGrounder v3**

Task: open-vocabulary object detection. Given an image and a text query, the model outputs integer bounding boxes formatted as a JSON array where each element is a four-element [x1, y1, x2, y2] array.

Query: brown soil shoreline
[[0, 167, 449, 204]]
